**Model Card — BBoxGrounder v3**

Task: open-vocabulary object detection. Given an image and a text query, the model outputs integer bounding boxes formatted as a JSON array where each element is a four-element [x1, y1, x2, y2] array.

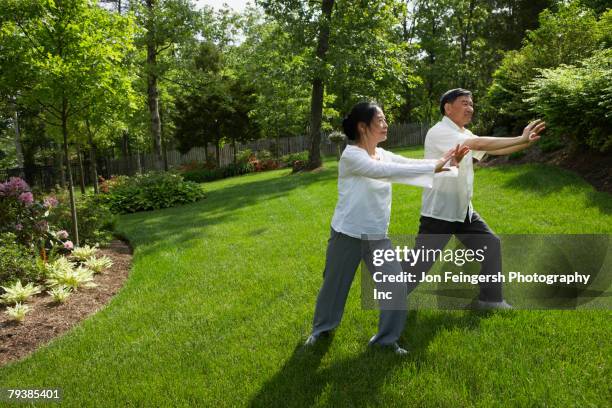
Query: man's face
[[445, 95, 474, 128]]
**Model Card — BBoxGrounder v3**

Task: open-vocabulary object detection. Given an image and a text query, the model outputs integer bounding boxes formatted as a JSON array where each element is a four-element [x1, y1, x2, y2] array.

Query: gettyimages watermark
[[360, 234, 612, 310]]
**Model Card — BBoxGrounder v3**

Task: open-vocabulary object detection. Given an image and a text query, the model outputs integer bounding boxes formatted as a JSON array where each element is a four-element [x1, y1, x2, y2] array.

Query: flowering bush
[[0, 177, 56, 249]]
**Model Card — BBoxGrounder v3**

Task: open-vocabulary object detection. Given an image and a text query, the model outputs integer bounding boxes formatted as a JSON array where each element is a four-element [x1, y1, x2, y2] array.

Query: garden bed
[[0, 239, 132, 367]]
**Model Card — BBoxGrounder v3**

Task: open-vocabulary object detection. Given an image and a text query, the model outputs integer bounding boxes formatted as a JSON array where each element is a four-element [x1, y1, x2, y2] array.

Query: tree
[[4, 0, 136, 245], [129, 0, 200, 170], [173, 41, 257, 166], [487, 2, 606, 133], [258, 0, 335, 169]]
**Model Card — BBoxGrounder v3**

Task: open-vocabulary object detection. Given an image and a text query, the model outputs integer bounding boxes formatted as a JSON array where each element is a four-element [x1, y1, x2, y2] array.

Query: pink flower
[[43, 196, 59, 208], [57, 230, 69, 240], [63, 240, 74, 250], [1, 177, 30, 196], [15, 223, 23, 231], [18, 192, 34, 206]]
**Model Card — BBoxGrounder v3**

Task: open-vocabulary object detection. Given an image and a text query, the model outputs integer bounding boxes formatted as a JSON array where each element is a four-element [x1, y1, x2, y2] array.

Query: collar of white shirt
[[442, 116, 469, 134]]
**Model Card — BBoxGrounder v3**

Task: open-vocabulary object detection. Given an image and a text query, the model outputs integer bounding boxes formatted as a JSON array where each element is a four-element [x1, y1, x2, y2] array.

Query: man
[[407, 88, 546, 309]]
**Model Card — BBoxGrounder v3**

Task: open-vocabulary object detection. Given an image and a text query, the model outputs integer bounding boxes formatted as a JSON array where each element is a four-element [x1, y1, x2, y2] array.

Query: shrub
[[47, 286, 72, 304], [46, 264, 96, 290], [280, 151, 309, 167], [236, 149, 254, 164], [525, 49, 612, 152], [5, 303, 30, 323], [0, 280, 42, 305], [47, 191, 116, 245], [182, 162, 254, 183], [0, 233, 43, 286], [71, 244, 99, 262], [84, 256, 113, 274], [487, 3, 607, 132], [0, 177, 55, 249], [98, 172, 205, 214], [256, 149, 272, 161]]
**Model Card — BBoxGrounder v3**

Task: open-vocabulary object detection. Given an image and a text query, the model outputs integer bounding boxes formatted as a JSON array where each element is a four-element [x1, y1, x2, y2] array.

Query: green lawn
[[1, 147, 611, 407]]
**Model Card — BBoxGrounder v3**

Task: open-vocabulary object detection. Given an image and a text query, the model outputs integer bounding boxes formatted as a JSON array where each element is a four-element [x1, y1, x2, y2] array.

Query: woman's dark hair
[[439, 88, 472, 115], [342, 101, 381, 141]]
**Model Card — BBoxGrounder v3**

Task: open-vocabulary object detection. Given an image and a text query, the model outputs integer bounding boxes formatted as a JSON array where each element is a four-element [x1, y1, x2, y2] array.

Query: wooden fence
[[1, 122, 430, 189], [107, 122, 429, 175]]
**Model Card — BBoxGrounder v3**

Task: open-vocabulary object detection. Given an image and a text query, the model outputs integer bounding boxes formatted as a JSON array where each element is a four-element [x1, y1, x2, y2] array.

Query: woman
[[305, 101, 468, 355]]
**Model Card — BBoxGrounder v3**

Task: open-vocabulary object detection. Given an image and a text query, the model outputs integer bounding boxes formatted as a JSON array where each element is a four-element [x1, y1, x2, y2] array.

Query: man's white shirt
[[421, 116, 486, 222]]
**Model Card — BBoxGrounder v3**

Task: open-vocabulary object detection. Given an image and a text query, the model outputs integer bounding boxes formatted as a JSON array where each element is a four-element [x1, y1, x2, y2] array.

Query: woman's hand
[[435, 144, 470, 173]]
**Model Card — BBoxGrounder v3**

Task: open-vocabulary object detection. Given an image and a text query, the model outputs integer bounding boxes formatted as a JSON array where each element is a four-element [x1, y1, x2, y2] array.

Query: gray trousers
[[311, 228, 407, 346]]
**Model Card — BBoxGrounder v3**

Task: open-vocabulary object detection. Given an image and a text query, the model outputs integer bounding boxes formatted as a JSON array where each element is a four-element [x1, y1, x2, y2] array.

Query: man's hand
[[521, 120, 546, 143]]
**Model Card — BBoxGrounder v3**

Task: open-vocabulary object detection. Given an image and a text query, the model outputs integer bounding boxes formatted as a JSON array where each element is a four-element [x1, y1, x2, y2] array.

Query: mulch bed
[[0, 239, 132, 367], [480, 145, 612, 194]]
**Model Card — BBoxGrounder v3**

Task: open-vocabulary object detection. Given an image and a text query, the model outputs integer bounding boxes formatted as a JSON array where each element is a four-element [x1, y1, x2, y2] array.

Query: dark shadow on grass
[[586, 191, 612, 215], [249, 310, 493, 407], [501, 164, 586, 196]]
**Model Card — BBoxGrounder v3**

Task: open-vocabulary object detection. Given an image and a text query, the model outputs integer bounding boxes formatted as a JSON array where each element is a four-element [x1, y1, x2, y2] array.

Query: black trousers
[[403, 211, 503, 302]]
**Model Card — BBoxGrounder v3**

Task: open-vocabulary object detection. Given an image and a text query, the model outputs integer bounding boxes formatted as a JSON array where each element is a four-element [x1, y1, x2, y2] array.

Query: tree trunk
[[232, 139, 237, 164], [122, 130, 132, 175], [62, 100, 79, 247], [307, 0, 335, 170], [88, 132, 99, 194], [162, 136, 169, 171], [11, 98, 24, 175], [135, 148, 142, 174], [215, 140, 220, 168], [58, 148, 66, 189], [146, 0, 163, 171], [204, 144, 209, 166], [76, 142, 86, 194]]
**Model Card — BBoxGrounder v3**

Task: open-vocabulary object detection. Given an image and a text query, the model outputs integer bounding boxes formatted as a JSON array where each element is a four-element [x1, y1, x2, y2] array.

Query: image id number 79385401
[[0, 388, 62, 402]]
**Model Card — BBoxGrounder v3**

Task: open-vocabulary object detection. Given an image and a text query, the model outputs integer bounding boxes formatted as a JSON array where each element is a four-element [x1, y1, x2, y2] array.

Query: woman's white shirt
[[330, 145, 440, 239]]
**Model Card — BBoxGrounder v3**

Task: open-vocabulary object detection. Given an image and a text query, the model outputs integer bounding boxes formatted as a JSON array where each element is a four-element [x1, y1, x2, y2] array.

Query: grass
[[0, 146, 610, 407]]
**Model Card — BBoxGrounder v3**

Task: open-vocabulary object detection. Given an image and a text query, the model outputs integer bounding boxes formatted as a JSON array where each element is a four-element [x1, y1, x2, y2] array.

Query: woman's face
[[360, 107, 388, 144]]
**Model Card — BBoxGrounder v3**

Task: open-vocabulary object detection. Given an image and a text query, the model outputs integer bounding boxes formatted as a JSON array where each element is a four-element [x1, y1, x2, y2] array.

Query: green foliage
[[98, 171, 205, 214], [182, 162, 254, 183], [47, 285, 72, 304], [280, 151, 309, 167], [236, 149, 253, 163], [0, 177, 51, 249], [525, 49, 612, 152], [47, 191, 117, 246], [4, 302, 30, 323], [83, 256, 113, 274], [487, 2, 608, 132], [0, 280, 42, 305], [46, 265, 96, 290], [71, 245, 99, 262], [256, 150, 272, 161]]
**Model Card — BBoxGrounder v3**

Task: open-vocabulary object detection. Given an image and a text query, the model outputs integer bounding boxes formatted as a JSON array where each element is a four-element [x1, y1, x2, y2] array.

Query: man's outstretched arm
[[486, 141, 533, 156], [463, 120, 546, 152]]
